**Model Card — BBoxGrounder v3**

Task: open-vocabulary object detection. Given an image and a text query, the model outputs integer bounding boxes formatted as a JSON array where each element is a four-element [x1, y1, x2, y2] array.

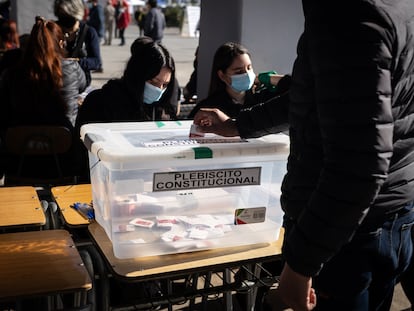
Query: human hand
[[277, 263, 317, 311], [192, 108, 239, 137], [269, 74, 285, 86]]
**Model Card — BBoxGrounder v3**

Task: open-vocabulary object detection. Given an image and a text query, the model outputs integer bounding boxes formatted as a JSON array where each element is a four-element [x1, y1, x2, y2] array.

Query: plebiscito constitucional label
[[153, 167, 261, 192]]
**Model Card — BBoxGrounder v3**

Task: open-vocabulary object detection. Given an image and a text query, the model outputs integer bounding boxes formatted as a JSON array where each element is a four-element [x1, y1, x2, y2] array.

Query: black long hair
[[124, 36, 176, 119]]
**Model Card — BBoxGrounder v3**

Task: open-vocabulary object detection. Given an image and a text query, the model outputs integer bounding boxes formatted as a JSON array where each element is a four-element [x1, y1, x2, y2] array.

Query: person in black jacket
[[187, 42, 289, 120], [193, 1, 414, 310]]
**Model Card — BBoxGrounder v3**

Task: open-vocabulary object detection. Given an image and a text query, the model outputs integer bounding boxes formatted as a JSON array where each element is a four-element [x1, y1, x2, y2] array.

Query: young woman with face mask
[[187, 42, 291, 120], [74, 36, 178, 181], [75, 36, 177, 127]]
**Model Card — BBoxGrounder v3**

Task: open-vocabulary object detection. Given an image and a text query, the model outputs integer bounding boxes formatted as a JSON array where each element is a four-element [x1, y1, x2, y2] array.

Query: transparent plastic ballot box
[[80, 121, 289, 259]]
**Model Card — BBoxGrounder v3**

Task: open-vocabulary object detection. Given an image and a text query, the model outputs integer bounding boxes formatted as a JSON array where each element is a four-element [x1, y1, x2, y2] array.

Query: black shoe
[[93, 68, 104, 73]]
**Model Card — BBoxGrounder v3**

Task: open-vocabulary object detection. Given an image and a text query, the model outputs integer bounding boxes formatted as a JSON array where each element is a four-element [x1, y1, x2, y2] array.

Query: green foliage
[[163, 6, 185, 28]]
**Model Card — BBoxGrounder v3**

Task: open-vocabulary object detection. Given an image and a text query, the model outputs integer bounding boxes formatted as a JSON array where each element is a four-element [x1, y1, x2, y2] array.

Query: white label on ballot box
[[235, 207, 266, 225], [153, 167, 261, 191]]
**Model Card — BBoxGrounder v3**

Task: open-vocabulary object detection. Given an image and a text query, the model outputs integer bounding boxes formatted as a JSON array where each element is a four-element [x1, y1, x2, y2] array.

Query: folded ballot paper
[[189, 123, 205, 138]]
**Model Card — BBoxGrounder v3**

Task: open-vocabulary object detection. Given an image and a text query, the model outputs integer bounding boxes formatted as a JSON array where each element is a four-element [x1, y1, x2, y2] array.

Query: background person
[[193, 1, 414, 310], [103, 0, 115, 45], [86, 0, 104, 43], [0, 18, 19, 51], [144, 0, 165, 44], [54, 0, 102, 85], [134, 6, 146, 37], [115, 0, 130, 46]]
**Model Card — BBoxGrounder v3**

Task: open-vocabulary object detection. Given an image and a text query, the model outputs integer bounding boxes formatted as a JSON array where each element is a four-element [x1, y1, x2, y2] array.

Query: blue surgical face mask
[[230, 70, 255, 92], [143, 82, 166, 104]]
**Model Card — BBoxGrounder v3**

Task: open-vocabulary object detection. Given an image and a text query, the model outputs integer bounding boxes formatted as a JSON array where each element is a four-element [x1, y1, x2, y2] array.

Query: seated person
[[187, 42, 291, 120], [76, 36, 177, 126], [0, 17, 87, 180], [182, 46, 198, 102], [75, 36, 178, 181]]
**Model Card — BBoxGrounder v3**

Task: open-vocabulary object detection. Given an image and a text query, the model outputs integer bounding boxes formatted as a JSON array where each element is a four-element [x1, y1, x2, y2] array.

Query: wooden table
[[52, 184, 284, 310], [89, 221, 283, 279], [0, 230, 92, 304], [51, 184, 91, 227], [52, 184, 283, 277], [0, 186, 45, 229], [89, 222, 283, 310]]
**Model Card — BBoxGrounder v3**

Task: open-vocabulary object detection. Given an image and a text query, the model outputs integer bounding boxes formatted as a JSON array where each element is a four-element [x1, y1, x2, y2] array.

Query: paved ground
[[89, 25, 411, 311], [90, 26, 198, 92]]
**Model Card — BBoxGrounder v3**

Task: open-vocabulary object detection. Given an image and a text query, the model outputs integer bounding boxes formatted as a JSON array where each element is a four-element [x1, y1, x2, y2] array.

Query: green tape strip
[[193, 147, 213, 159], [155, 121, 165, 128]]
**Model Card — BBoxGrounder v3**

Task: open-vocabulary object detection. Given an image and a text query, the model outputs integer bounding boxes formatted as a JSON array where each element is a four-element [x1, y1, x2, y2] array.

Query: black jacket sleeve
[[236, 75, 291, 138]]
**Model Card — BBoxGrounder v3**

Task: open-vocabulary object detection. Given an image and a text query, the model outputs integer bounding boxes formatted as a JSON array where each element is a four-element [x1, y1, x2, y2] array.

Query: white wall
[[11, 0, 55, 35], [197, 0, 304, 100]]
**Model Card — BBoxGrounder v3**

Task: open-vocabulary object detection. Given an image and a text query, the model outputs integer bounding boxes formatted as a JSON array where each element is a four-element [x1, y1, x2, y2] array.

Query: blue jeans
[[284, 202, 414, 311]]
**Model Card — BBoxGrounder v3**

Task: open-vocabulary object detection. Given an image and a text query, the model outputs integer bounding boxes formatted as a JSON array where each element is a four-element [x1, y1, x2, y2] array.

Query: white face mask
[[230, 70, 255, 92], [143, 82, 166, 104]]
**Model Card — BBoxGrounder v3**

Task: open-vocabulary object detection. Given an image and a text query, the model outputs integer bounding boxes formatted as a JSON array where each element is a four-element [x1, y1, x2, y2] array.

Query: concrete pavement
[[90, 26, 198, 91]]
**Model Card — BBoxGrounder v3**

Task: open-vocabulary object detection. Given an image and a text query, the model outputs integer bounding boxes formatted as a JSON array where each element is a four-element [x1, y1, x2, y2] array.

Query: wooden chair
[[3, 125, 79, 187]]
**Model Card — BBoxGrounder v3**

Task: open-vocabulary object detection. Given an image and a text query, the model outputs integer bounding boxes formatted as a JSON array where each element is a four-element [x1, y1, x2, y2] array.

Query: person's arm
[[193, 108, 239, 137], [76, 64, 88, 97], [236, 80, 290, 138], [192, 89, 289, 138]]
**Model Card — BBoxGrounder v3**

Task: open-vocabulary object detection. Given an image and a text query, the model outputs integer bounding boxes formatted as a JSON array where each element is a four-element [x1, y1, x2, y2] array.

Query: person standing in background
[[134, 6, 146, 37], [87, 0, 104, 43], [144, 0, 165, 44], [116, 0, 130, 46], [103, 0, 115, 45]]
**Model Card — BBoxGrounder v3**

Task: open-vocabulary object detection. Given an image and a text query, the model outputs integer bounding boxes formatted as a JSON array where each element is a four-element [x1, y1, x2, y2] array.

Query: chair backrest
[[3, 126, 76, 186], [5, 126, 72, 156]]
